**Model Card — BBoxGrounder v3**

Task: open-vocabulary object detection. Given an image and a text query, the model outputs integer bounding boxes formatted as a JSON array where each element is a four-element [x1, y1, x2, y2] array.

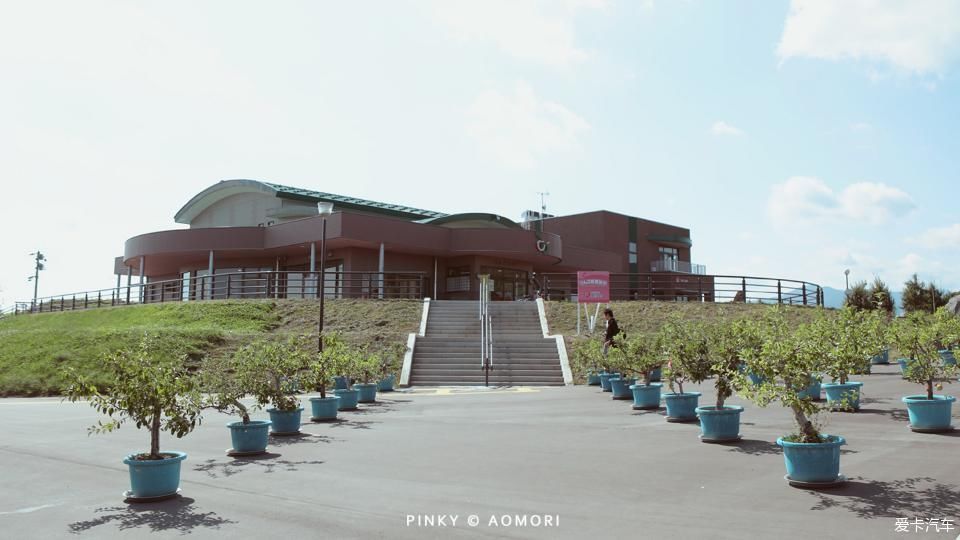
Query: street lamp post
[[844, 269, 850, 291], [316, 202, 334, 353]]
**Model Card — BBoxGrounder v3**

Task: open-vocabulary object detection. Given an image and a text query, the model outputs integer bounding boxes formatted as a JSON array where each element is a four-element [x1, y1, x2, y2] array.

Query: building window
[[628, 242, 638, 265], [658, 246, 678, 261]]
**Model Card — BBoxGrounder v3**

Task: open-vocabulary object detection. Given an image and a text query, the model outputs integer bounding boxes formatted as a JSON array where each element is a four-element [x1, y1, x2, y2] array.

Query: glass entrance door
[[480, 266, 529, 301]]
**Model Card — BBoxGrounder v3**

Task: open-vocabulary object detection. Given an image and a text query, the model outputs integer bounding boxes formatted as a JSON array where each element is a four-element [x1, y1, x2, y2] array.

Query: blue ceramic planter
[[939, 350, 957, 367], [123, 451, 187, 499], [334, 376, 349, 390], [599, 372, 620, 392], [696, 406, 743, 442], [630, 383, 662, 409], [902, 395, 956, 432], [267, 407, 303, 434], [898, 358, 913, 377], [587, 372, 601, 386], [797, 378, 821, 401], [378, 374, 396, 392], [355, 383, 378, 403], [662, 392, 701, 422], [227, 420, 271, 454], [309, 396, 340, 421], [777, 435, 845, 483], [609, 377, 636, 400], [649, 367, 662, 383], [334, 388, 359, 410], [823, 382, 863, 411], [871, 349, 890, 365]]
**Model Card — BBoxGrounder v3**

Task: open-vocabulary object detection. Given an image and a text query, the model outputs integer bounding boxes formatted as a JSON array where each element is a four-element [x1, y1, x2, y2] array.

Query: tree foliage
[[63, 335, 203, 460], [610, 333, 662, 385], [659, 316, 712, 395], [888, 309, 960, 399], [901, 274, 950, 314]]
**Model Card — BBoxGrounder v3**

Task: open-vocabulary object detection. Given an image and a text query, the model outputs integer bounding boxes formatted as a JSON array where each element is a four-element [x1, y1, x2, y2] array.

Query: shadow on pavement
[[68, 497, 235, 535], [725, 438, 781, 455], [270, 431, 338, 447], [856, 408, 910, 422], [328, 418, 377, 429], [808, 476, 960, 519], [193, 454, 325, 479]]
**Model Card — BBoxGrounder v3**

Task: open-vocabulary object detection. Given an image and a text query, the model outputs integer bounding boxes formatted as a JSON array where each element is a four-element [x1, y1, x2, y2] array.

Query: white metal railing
[[649, 260, 707, 275], [479, 274, 493, 385]]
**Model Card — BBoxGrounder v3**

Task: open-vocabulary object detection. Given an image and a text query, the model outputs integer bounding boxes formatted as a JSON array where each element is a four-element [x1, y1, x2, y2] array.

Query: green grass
[[545, 300, 826, 338], [0, 299, 422, 396]]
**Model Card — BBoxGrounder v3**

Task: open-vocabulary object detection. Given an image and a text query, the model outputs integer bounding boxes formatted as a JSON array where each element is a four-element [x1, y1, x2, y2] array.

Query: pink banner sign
[[577, 271, 610, 303]]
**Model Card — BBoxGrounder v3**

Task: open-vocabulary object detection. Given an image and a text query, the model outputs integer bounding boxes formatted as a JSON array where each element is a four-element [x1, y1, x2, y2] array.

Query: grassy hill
[[0, 299, 421, 396], [545, 300, 827, 338]]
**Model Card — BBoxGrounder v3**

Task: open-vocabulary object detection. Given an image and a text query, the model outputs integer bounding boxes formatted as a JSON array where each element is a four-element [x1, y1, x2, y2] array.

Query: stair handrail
[[478, 274, 493, 386]]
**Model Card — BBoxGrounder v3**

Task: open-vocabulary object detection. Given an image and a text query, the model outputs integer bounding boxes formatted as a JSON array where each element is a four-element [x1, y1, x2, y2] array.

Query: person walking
[[602, 308, 621, 357]]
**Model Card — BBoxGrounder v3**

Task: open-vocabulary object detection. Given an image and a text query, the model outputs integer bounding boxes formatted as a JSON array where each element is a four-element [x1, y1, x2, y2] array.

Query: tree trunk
[[927, 379, 934, 400], [678, 380, 684, 395], [150, 407, 161, 459], [320, 381, 327, 399], [716, 390, 725, 410], [791, 405, 819, 442]]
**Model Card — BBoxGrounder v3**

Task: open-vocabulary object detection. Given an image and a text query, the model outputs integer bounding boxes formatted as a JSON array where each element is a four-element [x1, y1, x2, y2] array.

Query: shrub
[[610, 333, 662, 385]]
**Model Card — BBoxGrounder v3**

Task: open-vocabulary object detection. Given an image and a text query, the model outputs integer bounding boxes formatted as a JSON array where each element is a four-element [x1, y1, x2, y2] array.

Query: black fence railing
[[15, 270, 428, 315], [539, 273, 823, 306]]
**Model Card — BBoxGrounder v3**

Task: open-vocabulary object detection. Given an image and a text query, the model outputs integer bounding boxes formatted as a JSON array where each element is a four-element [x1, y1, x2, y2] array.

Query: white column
[[138, 256, 145, 303], [378, 242, 385, 299]]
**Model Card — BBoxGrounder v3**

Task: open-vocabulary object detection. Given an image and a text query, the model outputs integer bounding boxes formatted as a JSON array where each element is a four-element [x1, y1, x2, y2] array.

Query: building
[[117, 179, 705, 302]]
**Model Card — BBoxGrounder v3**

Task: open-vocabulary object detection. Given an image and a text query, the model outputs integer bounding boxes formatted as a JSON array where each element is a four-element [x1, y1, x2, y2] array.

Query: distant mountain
[[821, 286, 903, 314]]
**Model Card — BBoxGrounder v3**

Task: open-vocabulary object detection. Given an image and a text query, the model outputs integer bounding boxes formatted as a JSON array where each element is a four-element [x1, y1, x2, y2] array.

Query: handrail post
[[802, 283, 808, 306], [777, 280, 782, 304], [741, 278, 747, 303], [226, 274, 232, 299]]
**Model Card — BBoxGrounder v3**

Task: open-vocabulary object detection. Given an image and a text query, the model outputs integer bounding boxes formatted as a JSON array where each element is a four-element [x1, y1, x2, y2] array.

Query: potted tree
[[231, 338, 311, 436], [572, 337, 603, 386], [820, 308, 884, 412], [695, 321, 752, 442], [334, 345, 360, 411], [64, 337, 203, 501], [890, 309, 959, 433], [352, 347, 381, 404], [309, 333, 347, 422], [378, 342, 407, 392], [202, 356, 271, 457], [739, 309, 847, 487], [606, 336, 638, 400], [659, 317, 710, 423], [617, 333, 665, 410]]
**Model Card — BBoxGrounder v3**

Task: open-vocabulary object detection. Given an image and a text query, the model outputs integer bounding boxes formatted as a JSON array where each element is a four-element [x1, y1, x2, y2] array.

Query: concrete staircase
[[408, 300, 564, 386]]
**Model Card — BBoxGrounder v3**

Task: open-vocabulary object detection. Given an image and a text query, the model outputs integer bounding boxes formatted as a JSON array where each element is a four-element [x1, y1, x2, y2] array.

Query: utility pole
[[28, 251, 46, 312]]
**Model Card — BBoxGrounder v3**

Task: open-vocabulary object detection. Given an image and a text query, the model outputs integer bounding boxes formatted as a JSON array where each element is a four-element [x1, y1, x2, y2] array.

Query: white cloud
[[911, 223, 960, 249], [777, 0, 960, 75], [465, 82, 590, 168], [767, 176, 914, 226], [427, 0, 605, 68], [711, 121, 744, 136]]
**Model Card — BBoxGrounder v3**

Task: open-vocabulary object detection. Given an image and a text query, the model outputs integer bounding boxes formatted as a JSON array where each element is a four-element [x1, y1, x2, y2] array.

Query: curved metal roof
[[175, 179, 447, 224], [416, 213, 522, 229]]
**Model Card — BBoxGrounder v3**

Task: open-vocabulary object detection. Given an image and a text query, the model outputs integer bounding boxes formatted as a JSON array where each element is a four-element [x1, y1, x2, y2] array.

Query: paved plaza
[[1, 363, 958, 539]]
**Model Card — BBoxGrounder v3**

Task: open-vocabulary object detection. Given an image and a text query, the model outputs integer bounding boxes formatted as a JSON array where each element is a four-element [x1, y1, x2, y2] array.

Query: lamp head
[[317, 202, 334, 217]]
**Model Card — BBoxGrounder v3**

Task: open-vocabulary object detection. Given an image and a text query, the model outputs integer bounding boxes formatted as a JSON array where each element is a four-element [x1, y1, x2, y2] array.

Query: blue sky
[[2, 0, 959, 308]]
